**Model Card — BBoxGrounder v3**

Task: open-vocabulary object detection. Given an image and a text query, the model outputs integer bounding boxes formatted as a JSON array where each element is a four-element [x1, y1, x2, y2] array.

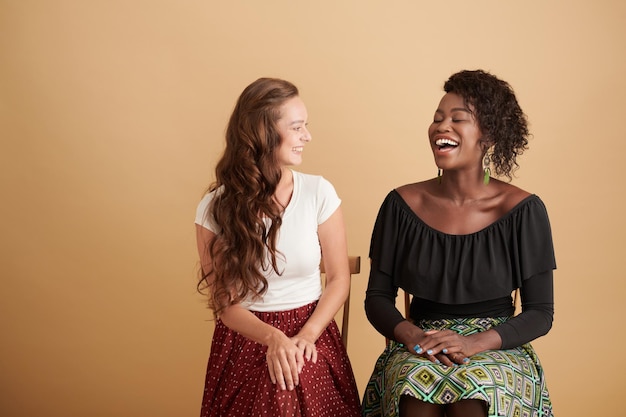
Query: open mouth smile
[[435, 138, 459, 150]]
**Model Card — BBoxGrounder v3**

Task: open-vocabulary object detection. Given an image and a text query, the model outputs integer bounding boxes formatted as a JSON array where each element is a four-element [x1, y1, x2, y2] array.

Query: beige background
[[1, 1, 624, 416]]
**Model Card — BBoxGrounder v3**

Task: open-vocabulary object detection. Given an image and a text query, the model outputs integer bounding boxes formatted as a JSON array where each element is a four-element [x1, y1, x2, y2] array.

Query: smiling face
[[275, 96, 311, 168], [428, 92, 486, 173]]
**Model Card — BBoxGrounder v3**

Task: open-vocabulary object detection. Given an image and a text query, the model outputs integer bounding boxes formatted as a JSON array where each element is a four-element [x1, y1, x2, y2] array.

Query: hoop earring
[[437, 168, 442, 184], [482, 154, 491, 185]]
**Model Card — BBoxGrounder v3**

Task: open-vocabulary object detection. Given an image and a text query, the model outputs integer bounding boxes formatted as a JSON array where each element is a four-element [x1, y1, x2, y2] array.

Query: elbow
[[364, 297, 376, 325], [523, 301, 554, 337], [363, 291, 391, 323], [540, 312, 554, 336], [363, 293, 383, 329], [532, 308, 554, 338], [324, 273, 351, 301]]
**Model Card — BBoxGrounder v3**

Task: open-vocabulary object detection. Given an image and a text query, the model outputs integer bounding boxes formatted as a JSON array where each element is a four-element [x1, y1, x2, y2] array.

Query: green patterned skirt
[[362, 317, 553, 417]]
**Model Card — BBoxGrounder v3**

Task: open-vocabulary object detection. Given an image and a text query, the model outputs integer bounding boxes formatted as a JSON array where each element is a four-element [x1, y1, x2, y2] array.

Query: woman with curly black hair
[[195, 78, 360, 416], [362, 70, 556, 417]]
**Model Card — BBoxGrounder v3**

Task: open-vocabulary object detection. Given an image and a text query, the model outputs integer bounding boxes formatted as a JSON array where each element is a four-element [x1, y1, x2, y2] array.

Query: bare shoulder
[[492, 180, 532, 212], [396, 179, 437, 202], [395, 179, 441, 215]]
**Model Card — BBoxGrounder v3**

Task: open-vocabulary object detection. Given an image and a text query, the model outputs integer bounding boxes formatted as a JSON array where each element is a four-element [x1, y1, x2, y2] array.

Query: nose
[[302, 127, 312, 142], [435, 118, 451, 132]]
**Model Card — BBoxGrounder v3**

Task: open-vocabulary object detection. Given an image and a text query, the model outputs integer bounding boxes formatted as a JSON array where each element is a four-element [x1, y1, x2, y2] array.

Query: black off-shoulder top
[[364, 190, 557, 349]]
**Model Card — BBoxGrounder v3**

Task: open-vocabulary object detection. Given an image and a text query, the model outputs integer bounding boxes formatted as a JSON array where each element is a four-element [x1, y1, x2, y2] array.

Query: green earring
[[482, 154, 491, 185]]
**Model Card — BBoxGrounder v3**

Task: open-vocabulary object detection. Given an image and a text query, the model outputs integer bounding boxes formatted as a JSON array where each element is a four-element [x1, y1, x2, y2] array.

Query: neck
[[274, 168, 294, 208], [438, 169, 491, 205], [278, 168, 292, 187]]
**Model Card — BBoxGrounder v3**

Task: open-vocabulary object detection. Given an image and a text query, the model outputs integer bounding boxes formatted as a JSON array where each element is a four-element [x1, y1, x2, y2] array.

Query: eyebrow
[[288, 120, 306, 126], [435, 107, 471, 114]]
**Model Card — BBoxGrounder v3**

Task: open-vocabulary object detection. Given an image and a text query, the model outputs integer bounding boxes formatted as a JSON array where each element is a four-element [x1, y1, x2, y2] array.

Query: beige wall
[[1, 1, 624, 416]]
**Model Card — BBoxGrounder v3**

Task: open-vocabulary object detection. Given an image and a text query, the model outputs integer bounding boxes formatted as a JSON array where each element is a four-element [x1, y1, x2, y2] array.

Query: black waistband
[[410, 296, 514, 320]]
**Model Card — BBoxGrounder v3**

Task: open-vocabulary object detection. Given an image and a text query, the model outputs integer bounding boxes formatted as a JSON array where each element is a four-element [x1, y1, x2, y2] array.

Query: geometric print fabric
[[362, 317, 553, 417]]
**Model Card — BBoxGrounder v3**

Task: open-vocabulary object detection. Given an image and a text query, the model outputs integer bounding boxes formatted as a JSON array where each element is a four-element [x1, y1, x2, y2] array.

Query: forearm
[[495, 309, 553, 349], [365, 265, 406, 340], [365, 293, 406, 340], [307, 206, 351, 342], [392, 320, 422, 345], [494, 271, 554, 349], [466, 329, 503, 354], [219, 304, 285, 345]]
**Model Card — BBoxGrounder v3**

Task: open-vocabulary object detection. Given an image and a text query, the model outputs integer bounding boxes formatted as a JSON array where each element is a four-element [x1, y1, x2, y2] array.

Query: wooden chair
[[320, 255, 361, 348], [403, 290, 411, 318]]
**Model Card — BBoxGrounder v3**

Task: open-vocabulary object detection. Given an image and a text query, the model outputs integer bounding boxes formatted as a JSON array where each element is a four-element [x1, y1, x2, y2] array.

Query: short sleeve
[[194, 192, 220, 233], [316, 177, 341, 225]]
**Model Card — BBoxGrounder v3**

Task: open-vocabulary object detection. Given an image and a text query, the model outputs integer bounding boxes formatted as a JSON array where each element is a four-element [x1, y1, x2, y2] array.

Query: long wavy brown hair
[[198, 78, 299, 314]]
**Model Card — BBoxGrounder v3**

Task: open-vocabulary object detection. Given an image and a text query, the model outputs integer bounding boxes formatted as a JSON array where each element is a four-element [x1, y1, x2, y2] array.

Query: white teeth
[[293, 147, 304, 152], [436, 138, 458, 146]]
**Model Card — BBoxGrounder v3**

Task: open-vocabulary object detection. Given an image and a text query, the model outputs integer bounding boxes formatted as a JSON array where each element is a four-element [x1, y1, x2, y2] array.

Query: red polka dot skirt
[[200, 302, 361, 417]]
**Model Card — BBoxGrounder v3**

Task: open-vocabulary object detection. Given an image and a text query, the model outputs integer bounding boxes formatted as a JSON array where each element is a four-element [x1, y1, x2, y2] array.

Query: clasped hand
[[410, 329, 473, 367], [266, 332, 317, 391]]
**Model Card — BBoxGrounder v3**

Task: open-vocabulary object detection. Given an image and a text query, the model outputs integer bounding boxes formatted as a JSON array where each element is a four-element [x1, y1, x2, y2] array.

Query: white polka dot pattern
[[199, 302, 361, 416]]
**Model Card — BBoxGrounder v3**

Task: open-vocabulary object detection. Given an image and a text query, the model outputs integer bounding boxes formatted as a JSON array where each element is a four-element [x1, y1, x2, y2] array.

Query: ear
[[480, 136, 494, 151]]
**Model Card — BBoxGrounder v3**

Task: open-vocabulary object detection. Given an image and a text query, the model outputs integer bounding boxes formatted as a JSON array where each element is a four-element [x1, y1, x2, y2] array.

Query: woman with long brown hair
[[195, 77, 360, 416]]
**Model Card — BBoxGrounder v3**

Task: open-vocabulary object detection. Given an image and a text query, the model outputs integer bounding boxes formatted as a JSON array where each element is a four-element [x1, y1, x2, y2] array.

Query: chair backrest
[[403, 290, 411, 318], [320, 256, 361, 348]]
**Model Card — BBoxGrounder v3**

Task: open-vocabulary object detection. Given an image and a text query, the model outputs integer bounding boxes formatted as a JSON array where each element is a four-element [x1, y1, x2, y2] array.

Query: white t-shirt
[[194, 170, 341, 312]]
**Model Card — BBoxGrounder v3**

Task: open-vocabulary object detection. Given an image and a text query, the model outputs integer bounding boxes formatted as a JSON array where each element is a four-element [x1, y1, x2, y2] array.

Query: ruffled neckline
[[389, 190, 538, 238]]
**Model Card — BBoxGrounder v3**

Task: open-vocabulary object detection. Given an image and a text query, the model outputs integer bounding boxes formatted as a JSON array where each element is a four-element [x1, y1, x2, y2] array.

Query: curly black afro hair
[[444, 69, 529, 180]]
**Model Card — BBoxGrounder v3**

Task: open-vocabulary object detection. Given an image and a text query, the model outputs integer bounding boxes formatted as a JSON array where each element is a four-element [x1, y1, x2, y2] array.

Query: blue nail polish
[[463, 357, 470, 363], [435, 359, 441, 364], [413, 344, 422, 353], [442, 348, 448, 354], [427, 349, 433, 355]]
